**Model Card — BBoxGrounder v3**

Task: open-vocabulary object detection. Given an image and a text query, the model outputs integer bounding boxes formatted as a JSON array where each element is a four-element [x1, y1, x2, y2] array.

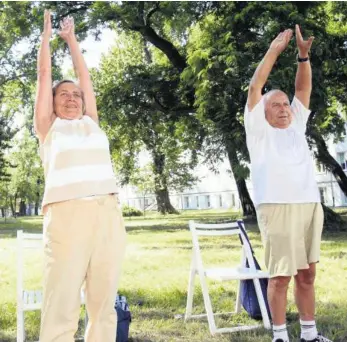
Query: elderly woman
[[35, 10, 126, 342]]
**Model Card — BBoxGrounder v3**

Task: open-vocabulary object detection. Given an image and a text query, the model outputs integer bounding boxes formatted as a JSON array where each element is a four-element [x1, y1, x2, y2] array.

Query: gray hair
[[263, 89, 287, 106]]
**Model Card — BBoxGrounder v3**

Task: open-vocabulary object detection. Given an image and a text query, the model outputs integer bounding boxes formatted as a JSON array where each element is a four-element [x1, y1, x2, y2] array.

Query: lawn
[[0, 209, 347, 342]]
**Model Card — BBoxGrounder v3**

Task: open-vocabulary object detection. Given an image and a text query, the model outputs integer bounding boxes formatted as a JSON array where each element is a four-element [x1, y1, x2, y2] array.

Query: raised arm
[[295, 24, 314, 109], [247, 29, 293, 111], [59, 17, 98, 122], [34, 10, 55, 143]]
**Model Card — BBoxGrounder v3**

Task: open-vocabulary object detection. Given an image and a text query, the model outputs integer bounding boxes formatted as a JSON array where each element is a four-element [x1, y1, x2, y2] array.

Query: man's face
[[53, 82, 84, 120], [265, 91, 293, 129]]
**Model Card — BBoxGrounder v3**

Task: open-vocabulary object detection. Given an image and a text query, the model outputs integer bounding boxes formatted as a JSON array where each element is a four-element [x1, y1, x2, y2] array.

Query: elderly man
[[245, 25, 332, 342]]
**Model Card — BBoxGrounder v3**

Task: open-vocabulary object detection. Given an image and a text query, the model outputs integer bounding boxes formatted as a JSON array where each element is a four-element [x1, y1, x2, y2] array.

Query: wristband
[[297, 54, 309, 63]]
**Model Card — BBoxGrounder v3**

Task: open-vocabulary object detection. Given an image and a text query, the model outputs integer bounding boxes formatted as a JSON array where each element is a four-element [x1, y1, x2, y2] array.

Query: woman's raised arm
[[34, 10, 55, 143], [59, 17, 98, 122]]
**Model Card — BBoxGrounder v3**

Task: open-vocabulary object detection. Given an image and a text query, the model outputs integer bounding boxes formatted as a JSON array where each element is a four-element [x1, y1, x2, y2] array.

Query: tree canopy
[[1, 1, 347, 221], [94, 32, 202, 213]]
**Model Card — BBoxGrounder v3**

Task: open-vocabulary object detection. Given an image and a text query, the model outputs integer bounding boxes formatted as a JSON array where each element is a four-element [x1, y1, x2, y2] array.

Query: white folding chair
[[16, 230, 87, 342], [185, 220, 271, 335]]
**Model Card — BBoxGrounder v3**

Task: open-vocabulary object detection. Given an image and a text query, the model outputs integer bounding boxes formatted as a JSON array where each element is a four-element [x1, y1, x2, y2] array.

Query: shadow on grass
[[0, 228, 43, 238], [0, 216, 43, 238], [0, 212, 261, 238], [0, 333, 15, 342], [324, 250, 347, 259], [321, 232, 347, 241], [129, 337, 155, 342], [127, 210, 241, 220], [0, 213, 247, 236], [125, 218, 259, 234], [144, 242, 264, 251], [126, 224, 187, 233]]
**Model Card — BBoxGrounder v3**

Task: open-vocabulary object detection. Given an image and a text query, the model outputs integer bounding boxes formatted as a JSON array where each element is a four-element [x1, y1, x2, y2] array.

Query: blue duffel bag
[[115, 295, 131, 342], [237, 221, 271, 320]]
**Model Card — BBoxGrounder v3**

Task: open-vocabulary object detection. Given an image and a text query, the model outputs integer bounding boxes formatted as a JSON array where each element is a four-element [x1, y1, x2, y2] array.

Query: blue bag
[[115, 295, 131, 342], [237, 221, 271, 320]]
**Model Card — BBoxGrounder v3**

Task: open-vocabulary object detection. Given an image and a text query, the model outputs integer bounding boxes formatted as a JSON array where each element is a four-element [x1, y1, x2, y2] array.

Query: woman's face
[[53, 82, 84, 120]]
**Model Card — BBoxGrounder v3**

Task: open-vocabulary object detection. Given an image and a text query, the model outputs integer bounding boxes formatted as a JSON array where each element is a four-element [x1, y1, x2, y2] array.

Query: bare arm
[[34, 10, 55, 143], [247, 29, 293, 111], [295, 25, 314, 108], [59, 17, 98, 122]]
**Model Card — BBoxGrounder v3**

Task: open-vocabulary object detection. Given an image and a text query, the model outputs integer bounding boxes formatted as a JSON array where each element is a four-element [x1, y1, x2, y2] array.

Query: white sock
[[273, 323, 289, 341], [300, 319, 318, 340]]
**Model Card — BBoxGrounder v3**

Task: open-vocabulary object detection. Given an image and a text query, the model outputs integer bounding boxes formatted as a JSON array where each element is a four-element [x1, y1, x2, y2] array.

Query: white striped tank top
[[40, 116, 118, 208]]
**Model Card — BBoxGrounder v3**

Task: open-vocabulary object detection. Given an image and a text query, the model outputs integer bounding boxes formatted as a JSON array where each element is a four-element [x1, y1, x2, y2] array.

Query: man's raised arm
[[295, 24, 314, 109], [247, 29, 293, 111]]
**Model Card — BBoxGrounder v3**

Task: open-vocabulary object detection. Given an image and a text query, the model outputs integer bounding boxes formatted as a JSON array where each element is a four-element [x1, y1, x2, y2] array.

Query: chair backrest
[[17, 230, 43, 305], [188, 220, 257, 271]]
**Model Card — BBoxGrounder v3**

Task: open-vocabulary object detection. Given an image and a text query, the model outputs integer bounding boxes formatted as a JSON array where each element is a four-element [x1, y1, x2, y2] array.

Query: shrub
[[122, 205, 143, 217]]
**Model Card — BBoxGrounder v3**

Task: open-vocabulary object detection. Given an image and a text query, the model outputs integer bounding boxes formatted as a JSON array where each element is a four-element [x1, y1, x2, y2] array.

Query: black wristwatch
[[297, 54, 309, 63]]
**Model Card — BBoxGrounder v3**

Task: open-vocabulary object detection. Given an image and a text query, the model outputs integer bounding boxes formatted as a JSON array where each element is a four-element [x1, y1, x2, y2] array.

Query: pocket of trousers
[[43, 201, 75, 244], [256, 204, 276, 242]]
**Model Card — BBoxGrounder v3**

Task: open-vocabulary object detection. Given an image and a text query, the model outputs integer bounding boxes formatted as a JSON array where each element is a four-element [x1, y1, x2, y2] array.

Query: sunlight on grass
[[0, 210, 346, 341]]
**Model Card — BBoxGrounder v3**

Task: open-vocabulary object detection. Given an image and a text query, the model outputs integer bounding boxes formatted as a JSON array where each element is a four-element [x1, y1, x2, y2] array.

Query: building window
[[219, 194, 223, 207], [232, 193, 236, 207], [342, 191, 347, 204], [343, 123, 347, 138], [184, 196, 190, 209], [145, 198, 149, 207], [206, 195, 211, 208], [337, 152, 346, 170], [196, 196, 199, 208], [316, 160, 326, 173], [319, 188, 325, 204]]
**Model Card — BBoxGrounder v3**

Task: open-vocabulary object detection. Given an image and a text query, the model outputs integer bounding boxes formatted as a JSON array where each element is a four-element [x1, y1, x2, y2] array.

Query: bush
[[122, 205, 143, 217]]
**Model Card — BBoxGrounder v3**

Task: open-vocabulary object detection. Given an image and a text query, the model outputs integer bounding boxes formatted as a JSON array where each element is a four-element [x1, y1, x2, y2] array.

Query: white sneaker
[[300, 333, 332, 342]]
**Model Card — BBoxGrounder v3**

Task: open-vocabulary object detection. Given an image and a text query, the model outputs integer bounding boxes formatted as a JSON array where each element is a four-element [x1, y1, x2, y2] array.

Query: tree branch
[[0, 73, 29, 87], [145, 2, 160, 26], [54, 3, 92, 25], [133, 25, 187, 72], [137, 1, 145, 25]]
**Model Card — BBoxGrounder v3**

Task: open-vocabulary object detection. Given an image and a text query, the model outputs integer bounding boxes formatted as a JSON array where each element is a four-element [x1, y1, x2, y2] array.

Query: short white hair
[[263, 89, 288, 106]]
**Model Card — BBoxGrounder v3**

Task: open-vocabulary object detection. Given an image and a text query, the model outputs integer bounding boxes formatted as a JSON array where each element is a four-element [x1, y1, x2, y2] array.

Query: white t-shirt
[[244, 96, 320, 207]]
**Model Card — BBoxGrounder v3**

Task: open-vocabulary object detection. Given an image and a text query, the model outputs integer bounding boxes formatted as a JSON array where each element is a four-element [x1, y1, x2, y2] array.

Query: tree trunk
[[306, 115, 346, 231], [1, 208, 4, 218], [36, 178, 42, 216], [35, 201, 39, 216], [322, 203, 346, 232], [226, 147, 256, 217], [19, 200, 26, 216], [35, 189, 40, 216], [307, 124, 347, 196], [9, 196, 16, 217], [155, 187, 178, 214], [152, 151, 179, 214]]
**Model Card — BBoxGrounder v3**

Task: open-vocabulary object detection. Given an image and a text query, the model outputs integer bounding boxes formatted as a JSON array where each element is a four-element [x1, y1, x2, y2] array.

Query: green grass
[[1, 210, 347, 342]]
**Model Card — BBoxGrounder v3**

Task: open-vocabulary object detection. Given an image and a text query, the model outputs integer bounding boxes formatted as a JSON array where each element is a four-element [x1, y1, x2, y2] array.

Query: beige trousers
[[40, 194, 127, 342]]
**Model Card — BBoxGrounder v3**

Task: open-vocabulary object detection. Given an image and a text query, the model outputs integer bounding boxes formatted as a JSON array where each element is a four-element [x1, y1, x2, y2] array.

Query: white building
[[315, 133, 347, 207], [118, 161, 241, 211], [119, 133, 347, 211]]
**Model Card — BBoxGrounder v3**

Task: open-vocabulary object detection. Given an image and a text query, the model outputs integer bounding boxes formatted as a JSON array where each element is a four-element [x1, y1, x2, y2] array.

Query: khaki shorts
[[256, 203, 324, 278]]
